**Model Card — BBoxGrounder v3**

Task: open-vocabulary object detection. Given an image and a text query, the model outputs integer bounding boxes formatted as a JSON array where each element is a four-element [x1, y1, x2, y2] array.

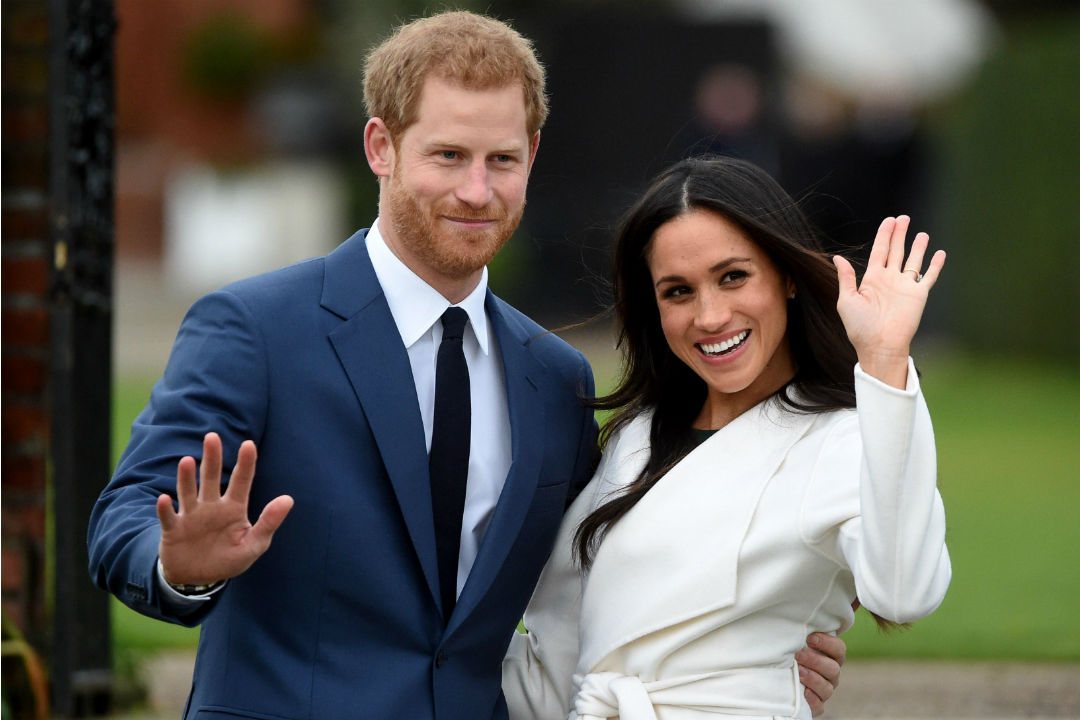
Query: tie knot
[[440, 306, 468, 341]]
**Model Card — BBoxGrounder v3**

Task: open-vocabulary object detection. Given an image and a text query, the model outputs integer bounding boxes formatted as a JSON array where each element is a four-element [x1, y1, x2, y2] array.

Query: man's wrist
[[167, 579, 225, 595], [157, 559, 225, 597]]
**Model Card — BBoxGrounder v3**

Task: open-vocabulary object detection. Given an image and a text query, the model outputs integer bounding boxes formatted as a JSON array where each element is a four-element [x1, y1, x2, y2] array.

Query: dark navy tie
[[429, 307, 470, 622]]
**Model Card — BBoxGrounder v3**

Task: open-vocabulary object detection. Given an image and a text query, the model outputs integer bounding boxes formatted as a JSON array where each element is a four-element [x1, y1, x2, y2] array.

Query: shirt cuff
[[156, 558, 226, 607]]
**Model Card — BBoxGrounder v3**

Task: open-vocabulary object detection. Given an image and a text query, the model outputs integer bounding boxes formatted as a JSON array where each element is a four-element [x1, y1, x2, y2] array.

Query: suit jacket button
[[435, 651, 447, 668]]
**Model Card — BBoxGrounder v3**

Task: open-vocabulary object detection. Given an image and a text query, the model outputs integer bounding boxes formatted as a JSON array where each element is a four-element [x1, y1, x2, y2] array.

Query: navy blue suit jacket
[[88, 230, 599, 719]]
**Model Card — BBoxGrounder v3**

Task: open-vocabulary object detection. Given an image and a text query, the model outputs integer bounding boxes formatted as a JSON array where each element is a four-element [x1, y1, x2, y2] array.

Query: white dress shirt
[[158, 220, 512, 606], [366, 219, 512, 598]]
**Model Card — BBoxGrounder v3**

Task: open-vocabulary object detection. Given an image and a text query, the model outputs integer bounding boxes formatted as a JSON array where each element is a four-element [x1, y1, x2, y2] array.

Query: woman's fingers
[[868, 217, 942, 289], [833, 255, 857, 298], [887, 215, 910, 270], [902, 232, 930, 279], [866, 217, 894, 269], [917, 249, 947, 289]]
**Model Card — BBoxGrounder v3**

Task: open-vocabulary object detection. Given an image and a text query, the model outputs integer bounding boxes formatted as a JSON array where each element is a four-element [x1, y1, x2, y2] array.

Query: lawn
[[841, 352, 1080, 660], [111, 350, 1080, 660]]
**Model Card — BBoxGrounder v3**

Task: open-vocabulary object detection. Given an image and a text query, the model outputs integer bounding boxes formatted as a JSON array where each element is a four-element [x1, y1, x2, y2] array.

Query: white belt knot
[[574, 671, 656, 720], [571, 661, 803, 720]]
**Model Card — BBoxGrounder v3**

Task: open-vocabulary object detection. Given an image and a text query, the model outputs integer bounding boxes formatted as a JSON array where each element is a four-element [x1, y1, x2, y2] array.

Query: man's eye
[[493, 154, 511, 163], [441, 151, 458, 160]]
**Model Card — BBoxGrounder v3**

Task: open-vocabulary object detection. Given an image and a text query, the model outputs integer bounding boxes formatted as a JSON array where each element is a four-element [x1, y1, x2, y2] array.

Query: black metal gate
[[49, 0, 116, 715]]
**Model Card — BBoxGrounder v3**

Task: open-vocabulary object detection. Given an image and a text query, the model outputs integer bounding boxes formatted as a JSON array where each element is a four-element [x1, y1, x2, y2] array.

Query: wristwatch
[[167, 579, 225, 596]]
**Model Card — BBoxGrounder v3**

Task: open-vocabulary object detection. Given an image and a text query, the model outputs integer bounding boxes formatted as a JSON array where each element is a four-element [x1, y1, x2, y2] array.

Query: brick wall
[[2, 0, 52, 649]]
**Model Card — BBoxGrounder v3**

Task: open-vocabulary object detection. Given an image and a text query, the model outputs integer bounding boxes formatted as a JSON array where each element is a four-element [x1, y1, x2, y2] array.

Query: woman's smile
[[697, 329, 750, 359]]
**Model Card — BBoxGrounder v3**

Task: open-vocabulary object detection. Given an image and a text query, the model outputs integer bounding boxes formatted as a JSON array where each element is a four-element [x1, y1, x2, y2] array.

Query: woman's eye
[[662, 285, 691, 299], [720, 270, 749, 284]]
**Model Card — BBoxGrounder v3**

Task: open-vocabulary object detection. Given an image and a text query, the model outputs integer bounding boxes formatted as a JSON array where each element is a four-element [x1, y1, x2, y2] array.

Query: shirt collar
[[366, 218, 491, 353]]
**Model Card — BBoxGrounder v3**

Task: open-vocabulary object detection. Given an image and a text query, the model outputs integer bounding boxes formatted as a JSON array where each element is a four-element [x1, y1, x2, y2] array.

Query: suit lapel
[[450, 296, 547, 630], [322, 232, 441, 610]]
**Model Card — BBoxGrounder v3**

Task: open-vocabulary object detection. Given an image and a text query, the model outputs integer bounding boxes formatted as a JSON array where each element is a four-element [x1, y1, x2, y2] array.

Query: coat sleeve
[[87, 289, 269, 626], [502, 440, 618, 719], [806, 358, 951, 624]]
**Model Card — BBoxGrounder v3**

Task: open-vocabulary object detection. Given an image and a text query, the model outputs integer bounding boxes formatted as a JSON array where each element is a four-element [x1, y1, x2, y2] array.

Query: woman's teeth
[[698, 330, 749, 356]]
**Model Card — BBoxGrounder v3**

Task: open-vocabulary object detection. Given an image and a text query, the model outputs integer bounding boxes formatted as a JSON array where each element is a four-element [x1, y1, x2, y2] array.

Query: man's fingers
[[804, 685, 826, 717], [176, 455, 198, 510], [224, 440, 258, 503], [798, 659, 837, 700], [794, 639, 842, 716], [156, 493, 178, 531], [199, 432, 224, 500], [809, 631, 847, 669], [250, 495, 294, 550]]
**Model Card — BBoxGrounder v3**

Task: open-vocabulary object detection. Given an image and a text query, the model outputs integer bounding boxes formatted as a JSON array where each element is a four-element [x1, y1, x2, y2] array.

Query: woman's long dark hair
[[575, 156, 901, 628]]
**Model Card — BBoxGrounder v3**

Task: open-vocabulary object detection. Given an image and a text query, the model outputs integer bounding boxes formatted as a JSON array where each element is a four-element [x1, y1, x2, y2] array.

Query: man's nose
[[455, 162, 494, 208]]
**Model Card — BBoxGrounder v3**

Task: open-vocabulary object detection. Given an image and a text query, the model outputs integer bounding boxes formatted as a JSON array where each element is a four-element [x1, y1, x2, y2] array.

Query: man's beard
[[386, 175, 525, 280]]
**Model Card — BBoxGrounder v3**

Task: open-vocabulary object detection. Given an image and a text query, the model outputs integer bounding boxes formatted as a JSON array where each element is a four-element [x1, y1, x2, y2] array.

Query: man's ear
[[526, 130, 541, 175], [364, 117, 395, 178]]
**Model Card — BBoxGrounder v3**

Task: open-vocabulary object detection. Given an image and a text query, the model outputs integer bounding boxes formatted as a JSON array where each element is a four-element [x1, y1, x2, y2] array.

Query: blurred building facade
[[114, 0, 347, 296], [3, 0, 53, 663]]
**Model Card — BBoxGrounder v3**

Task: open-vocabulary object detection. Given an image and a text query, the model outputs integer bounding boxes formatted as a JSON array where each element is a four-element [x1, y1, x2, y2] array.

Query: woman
[[502, 156, 951, 720]]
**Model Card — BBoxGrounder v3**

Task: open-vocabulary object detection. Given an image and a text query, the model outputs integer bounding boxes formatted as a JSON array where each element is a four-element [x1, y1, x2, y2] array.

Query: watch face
[[170, 580, 224, 595]]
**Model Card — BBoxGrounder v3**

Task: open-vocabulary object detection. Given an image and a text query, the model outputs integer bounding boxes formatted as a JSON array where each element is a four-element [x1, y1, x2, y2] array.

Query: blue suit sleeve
[[566, 352, 600, 507], [87, 289, 269, 626]]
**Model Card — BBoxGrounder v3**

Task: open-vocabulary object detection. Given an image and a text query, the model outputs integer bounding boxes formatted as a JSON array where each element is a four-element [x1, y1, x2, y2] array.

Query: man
[[89, 11, 844, 719]]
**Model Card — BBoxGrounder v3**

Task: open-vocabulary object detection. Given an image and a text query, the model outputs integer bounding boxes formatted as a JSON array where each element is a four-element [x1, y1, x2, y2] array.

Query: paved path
[[825, 659, 1080, 718], [113, 650, 1080, 719]]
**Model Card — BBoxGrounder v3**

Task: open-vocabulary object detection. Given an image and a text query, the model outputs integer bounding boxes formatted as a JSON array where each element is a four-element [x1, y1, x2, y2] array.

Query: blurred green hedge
[[932, 13, 1080, 362]]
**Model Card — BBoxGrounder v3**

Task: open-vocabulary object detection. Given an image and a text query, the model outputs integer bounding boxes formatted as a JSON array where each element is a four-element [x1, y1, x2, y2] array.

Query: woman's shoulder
[[799, 405, 859, 451], [604, 410, 653, 455], [592, 411, 652, 487]]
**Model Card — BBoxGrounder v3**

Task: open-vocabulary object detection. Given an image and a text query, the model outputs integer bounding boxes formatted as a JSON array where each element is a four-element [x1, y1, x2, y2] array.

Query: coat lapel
[[322, 231, 441, 610], [449, 296, 547, 630], [580, 401, 817, 670]]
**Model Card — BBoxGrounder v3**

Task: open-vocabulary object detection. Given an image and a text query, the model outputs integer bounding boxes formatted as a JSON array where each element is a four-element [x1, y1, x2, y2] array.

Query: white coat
[[503, 359, 951, 720]]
